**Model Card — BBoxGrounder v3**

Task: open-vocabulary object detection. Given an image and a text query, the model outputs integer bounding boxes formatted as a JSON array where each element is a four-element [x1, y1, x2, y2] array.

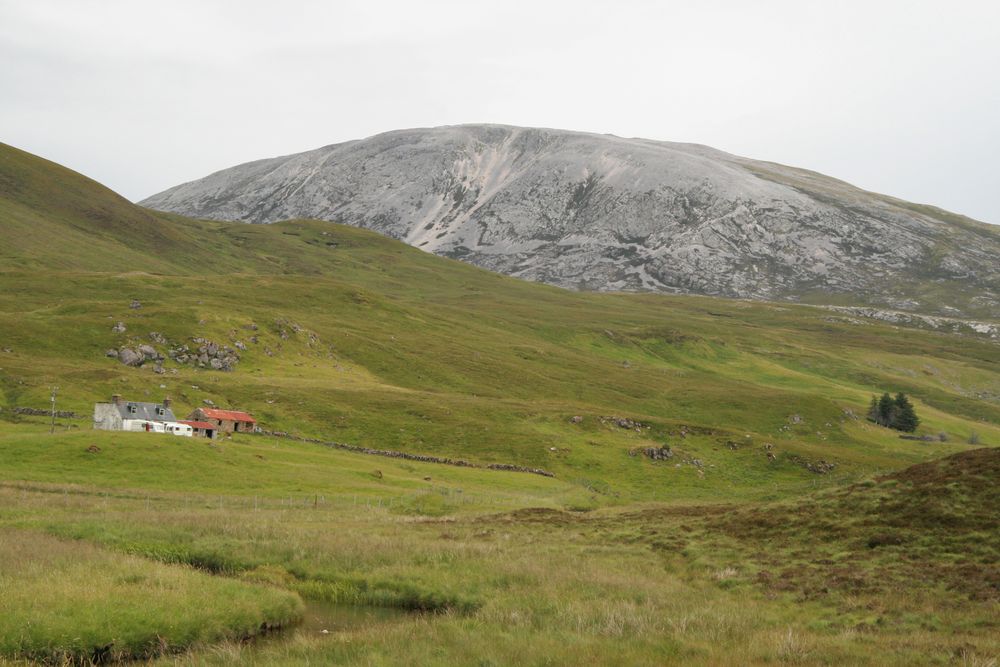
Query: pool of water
[[291, 600, 412, 637]]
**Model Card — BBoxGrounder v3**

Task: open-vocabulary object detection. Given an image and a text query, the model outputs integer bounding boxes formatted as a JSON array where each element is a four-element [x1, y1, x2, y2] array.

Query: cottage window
[[128, 405, 136, 414], [156, 407, 164, 416]]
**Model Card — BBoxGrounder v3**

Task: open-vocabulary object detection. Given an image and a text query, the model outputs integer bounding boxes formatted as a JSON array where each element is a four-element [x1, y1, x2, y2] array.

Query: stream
[[254, 600, 414, 650], [297, 600, 412, 635]]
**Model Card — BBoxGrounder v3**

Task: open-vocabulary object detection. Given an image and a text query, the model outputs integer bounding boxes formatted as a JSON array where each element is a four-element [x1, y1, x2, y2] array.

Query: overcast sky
[[2, 0, 998, 223]]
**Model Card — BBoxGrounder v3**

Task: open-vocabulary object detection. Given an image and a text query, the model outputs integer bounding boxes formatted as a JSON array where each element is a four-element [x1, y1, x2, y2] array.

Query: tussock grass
[[0, 529, 302, 664]]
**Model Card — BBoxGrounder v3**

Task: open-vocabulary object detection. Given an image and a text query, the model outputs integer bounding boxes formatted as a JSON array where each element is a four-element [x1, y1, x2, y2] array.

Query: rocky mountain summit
[[142, 125, 1000, 318]]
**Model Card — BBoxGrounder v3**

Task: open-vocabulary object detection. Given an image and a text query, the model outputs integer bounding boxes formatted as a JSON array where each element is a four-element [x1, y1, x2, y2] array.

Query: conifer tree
[[892, 392, 919, 432], [877, 392, 895, 427], [867, 395, 880, 423]]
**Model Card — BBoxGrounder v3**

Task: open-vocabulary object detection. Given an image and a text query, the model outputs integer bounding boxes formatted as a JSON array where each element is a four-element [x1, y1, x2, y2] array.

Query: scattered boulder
[[118, 348, 142, 366], [899, 434, 935, 442], [112, 322, 127, 333], [805, 460, 836, 474], [149, 332, 167, 344], [570, 415, 583, 424], [86, 444, 101, 454], [129, 299, 142, 309], [137, 344, 159, 360], [203, 398, 216, 406], [788, 414, 803, 424], [601, 416, 646, 431], [105, 349, 118, 358], [179, 339, 241, 371], [235, 340, 247, 351], [643, 446, 673, 461]]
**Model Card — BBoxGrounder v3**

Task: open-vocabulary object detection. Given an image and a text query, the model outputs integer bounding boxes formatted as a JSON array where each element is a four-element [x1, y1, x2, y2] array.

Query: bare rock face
[[141, 124, 1000, 318]]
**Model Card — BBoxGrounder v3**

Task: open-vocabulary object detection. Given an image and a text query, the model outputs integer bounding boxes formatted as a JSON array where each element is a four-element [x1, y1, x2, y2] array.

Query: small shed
[[180, 420, 217, 439], [186, 408, 257, 434]]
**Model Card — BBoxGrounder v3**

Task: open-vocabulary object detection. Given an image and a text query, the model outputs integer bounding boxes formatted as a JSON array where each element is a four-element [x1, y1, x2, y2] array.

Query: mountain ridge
[[141, 125, 1000, 319]]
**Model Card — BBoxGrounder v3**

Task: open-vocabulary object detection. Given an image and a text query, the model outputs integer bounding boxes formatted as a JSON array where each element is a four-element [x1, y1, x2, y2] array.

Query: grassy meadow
[[0, 142, 998, 664]]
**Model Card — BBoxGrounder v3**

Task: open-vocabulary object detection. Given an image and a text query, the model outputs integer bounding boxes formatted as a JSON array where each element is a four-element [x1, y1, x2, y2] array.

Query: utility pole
[[49, 386, 58, 434]]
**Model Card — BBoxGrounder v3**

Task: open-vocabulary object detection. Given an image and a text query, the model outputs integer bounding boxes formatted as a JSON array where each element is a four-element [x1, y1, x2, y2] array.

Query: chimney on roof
[[163, 397, 172, 409], [112, 394, 122, 405]]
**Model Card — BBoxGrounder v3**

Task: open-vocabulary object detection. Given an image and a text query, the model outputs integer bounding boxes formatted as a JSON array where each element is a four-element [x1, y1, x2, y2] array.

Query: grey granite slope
[[141, 125, 1000, 318]]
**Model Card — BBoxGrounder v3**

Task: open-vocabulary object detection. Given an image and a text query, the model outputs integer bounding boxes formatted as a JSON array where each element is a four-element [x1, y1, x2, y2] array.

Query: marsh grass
[[0, 529, 302, 664], [1, 460, 997, 665]]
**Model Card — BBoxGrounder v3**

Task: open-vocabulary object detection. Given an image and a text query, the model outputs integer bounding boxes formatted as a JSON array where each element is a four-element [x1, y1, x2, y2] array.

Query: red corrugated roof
[[180, 420, 216, 430], [199, 408, 256, 423]]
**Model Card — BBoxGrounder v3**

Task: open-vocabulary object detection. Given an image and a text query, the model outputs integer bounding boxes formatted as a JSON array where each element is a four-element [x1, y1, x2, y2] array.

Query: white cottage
[[93, 395, 189, 436]]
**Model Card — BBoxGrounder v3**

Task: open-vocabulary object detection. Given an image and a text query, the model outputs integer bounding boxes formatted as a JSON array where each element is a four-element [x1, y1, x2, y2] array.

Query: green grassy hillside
[[0, 143, 997, 664], [1, 141, 998, 500]]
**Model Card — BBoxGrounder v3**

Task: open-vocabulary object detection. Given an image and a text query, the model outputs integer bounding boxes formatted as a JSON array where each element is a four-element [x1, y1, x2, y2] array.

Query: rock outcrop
[[109, 334, 241, 372], [168, 338, 240, 371]]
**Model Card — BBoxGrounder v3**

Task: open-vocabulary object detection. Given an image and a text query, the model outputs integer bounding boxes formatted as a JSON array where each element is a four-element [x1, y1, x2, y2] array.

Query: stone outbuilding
[[186, 407, 257, 434], [179, 420, 217, 439]]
